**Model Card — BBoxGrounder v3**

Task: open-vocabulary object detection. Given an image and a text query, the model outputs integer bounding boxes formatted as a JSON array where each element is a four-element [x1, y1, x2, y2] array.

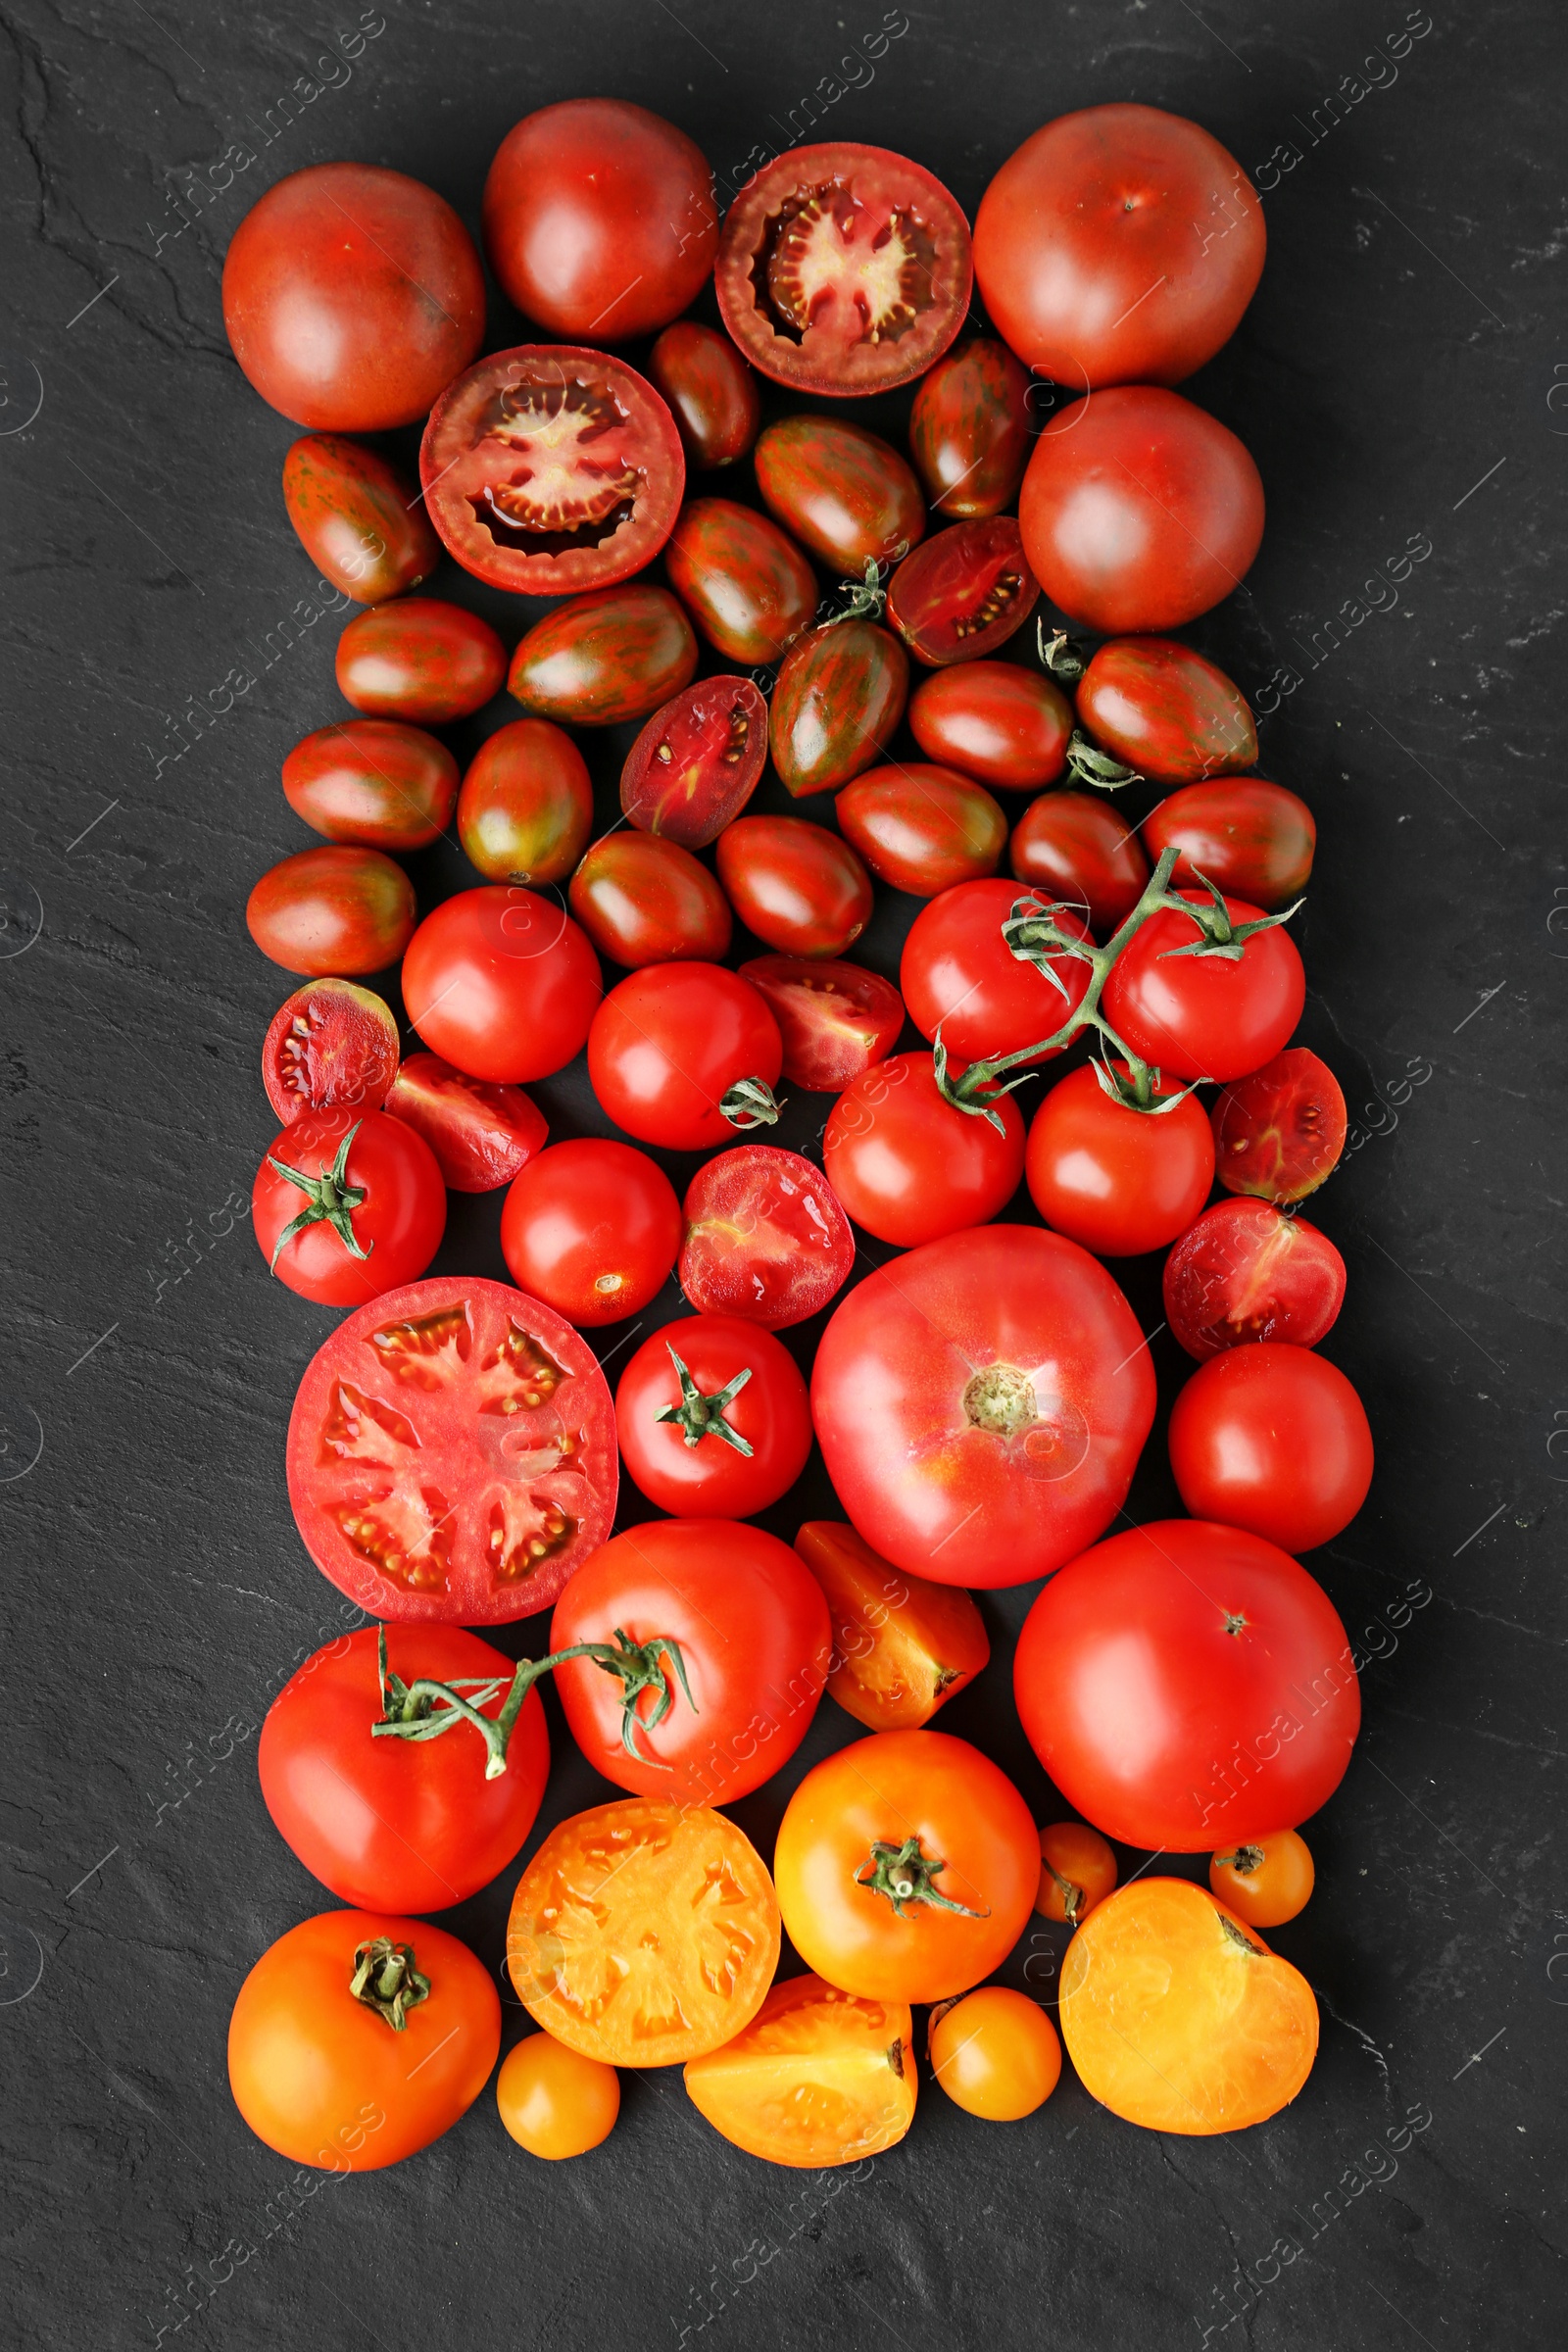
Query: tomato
[[755, 416, 925, 571], [769, 621, 909, 800], [496, 2034, 619, 2160], [1035, 1821, 1117, 1926], [663, 498, 818, 666], [254, 1107, 446, 1307], [1025, 1062, 1215, 1257], [973, 105, 1265, 389], [900, 879, 1092, 1068], [508, 1799, 779, 2066], [247, 847, 416, 977], [281, 435, 440, 605], [1211, 1829, 1315, 1929], [228, 1909, 500, 2170], [837, 764, 1006, 897], [716, 815, 872, 959], [222, 164, 484, 431], [1169, 1343, 1374, 1552], [336, 599, 507, 724], [509, 585, 698, 727], [457, 720, 592, 885], [402, 886, 602, 1084], [259, 1625, 550, 1912], [1101, 890, 1304, 1083], [885, 519, 1040, 667], [1143, 777, 1316, 911], [1077, 637, 1256, 784], [619, 675, 768, 846], [775, 1731, 1038, 2002], [1013, 1519, 1360, 1846], [1019, 388, 1265, 634], [715, 142, 972, 396], [824, 1052, 1025, 1248], [588, 963, 782, 1151], [550, 1520, 830, 1802], [1164, 1199, 1346, 1361], [1059, 1879, 1316, 2135], [811, 1224, 1155, 1586], [930, 1987, 1060, 2121], [738, 956, 905, 1095], [483, 99, 716, 339], [262, 978, 399, 1124], [649, 320, 760, 469], [908, 662, 1072, 792], [282, 720, 457, 854], [1009, 790, 1151, 934], [794, 1520, 989, 1732], [287, 1274, 617, 1622], [909, 338, 1033, 518], [1209, 1047, 1347, 1200], [679, 1144, 855, 1329], [500, 1139, 680, 1327], [383, 1053, 548, 1193], [684, 1974, 915, 2167], [570, 833, 732, 968], [614, 1317, 811, 1519]]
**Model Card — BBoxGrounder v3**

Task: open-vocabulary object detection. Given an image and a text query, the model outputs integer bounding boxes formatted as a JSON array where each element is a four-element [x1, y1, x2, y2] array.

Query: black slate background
[[3, 2, 1566, 2347]]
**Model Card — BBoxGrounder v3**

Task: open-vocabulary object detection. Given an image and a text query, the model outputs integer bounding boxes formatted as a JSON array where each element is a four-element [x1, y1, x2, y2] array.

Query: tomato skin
[[908, 662, 1072, 792], [509, 586, 698, 727], [1035, 1821, 1117, 1925], [1102, 891, 1304, 1083], [769, 621, 909, 800], [1025, 1064, 1214, 1257], [909, 337, 1033, 518], [336, 599, 507, 725], [1211, 1829, 1315, 1928], [457, 720, 592, 885], [1169, 1343, 1374, 1552], [401, 886, 602, 1085], [885, 518, 1040, 667], [1143, 778, 1315, 912], [679, 1145, 856, 1329], [570, 833, 732, 968], [795, 1520, 990, 1732], [282, 720, 457, 854], [383, 1053, 548, 1193], [738, 956, 906, 1094], [930, 1987, 1061, 2120], [901, 878, 1092, 1068], [649, 321, 761, 469], [614, 1316, 811, 1517], [683, 1974, 916, 2168], [1009, 790, 1151, 934], [497, 2035, 619, 2159], [620, 675, 769, 847], [755, 416, 925, 571], [663, 498, 818, 665], [247, 847, 416, 977], [281, 436, 440, 605], [716, 815, 873, 959], [588, 963, 782, 1151], [263, 978, 400, 1124], [253, 1106, 446, 1307], [1164, 1199, 1346, 1360], [837, 764, 1007, 897], [1210, 1048, 1347, 1202], [824, 1052, 1025, 1247], [1077, 637, 1256, 783], [500, 1139, 680, 1327]]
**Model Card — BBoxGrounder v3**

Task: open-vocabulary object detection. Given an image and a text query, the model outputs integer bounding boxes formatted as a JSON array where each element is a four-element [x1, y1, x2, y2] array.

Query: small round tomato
[[281, 435, 440, 604], [837, 764, 1006, 897], [1169, 1344, 1374, 1552], [509, 585, 698, 727], [336, 599, 507, 724], [679, 1144, 855, 1328], [1025, 1062, 1215, 1258], [684, 1974, 916, 2168], [1164, 1199, 1347, 1361], [283, 720, 458, 854], [253, 1106, 446, 1307], [497, 2034, 619, 2160], [908, 663, 1072, 792], [402, 887, 602, 1085], [614, 1315, 811, 1517], [930, 1988, 1060, 2121], [247, 846, 416, 977], [663, 498, 818, 666], [769, 621, 909, 801], [500, 1139, 680, 1327], [1101, 890, 1304, 1082], [824, 1051, 1025, 1246], [717, 815, 872, 959], [620, 675, 768, 847], [796, 1520, 990, 1733], [262, 978, 399, 1123], [1148, 791, 1315, 934], [1009, 790, 1151, 934], [588, 964, 782, 1151], [1209, 1048, 1347, 1201], [755, 416, 925, 571], [1210, 1830, 1315, 1928], [458, 720, 593, 885], [1077, 637, 1257, 783], [649, 321, 760, 469], [901, 878, 1092, 1067], [738, 956, 906, 1095], [909, 338, 1032, 519], [1035, 1821, 1117, 1926], [885, 519, 1040, 667], [570, 833, 732, 967], [383, 1053, 548, 1193]]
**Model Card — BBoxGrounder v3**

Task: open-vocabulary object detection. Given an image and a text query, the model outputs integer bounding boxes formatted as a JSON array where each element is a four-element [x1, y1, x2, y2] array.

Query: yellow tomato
[[496, 2033, 619, 2159], [929, 1986, 1060, 2120], [1209, 1828, 1314, 1926]]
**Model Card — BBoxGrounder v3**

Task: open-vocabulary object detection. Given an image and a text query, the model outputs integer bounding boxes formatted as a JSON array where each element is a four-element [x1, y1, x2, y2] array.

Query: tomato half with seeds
[[755, 416, 925, 571], [281, 435, 440, 605], [457, 720, 592, 886], [383, 1053, 548, 1193], [1169, 1344, 1374, 1552], [684, 1974, 915, 2167], [570, 833, 732, 968], [901, 878, 1092, 1068], [286, 1274, 618, 1622], [1101, 891, 1304, 1083], [500, 1139, 681, 1328], [795, 1520, 990, 1733], [885, 519, 1040, 667], [1209, 1049, 1347, 1202], [1164, 1198, 1346, 1360], [909, 337, 1032, 519], [614, 1317, 812, 1519], [769, 620, 909, 800], [679, 1145, 855, 1329], [336, 599, 507, 724], [649, 321, 761, 469], [716, 815, 872, 959], [823, 1052, 1025, 1248], [1009, 790, 1151, 934], [1077, 637, 1256, 784], [402, 886, 602, 1085], [1143, 778, 1316, 912], [1025, 1062, 1215, 1257], [254, 1106, 446, 1306], [837, 764, 1007, 897], [509, 585, 698, 727], [738, 956, 906, 1094], [908, 663, 1072, 793], [588, 963, 782, 1151], [619, 675, 768, 847], [283, 720, 458, 853], [663, 498, 818, 666], [263, 979, 399, 1124], [247, 847, 416, 977]]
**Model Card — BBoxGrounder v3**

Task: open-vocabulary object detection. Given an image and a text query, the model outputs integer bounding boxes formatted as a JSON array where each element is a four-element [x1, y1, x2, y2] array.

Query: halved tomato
[[738, 955, 906, 1093], [1163, 1198, 1347, 1361], [262, 978, 400, 1124], [1210, 1048, 1347, 1201], [383, 1053, 549, 1192], [619, 676, 768, 847], [795, 1521, 989, 1732], [885, 519, 1040, 666], [680, 1144, 855, 1328], [684, 1974, 915, 2167]]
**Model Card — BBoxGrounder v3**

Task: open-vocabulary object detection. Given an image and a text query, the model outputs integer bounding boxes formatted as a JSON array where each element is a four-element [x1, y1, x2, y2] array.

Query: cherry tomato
[[1143, 777, 1316, 911], [738, 956, 906, 1094], [1164, 1199, 1347, 1361], [663, 498, 818, 665], [837, 764, 1006, 897], [262, 978, 399, 1124], [496, 2034, 619, 2160], [679, 1144, 855, 1328], [1009, 790, 1151, 933], [614, 1316, 810, 1518], [755, 416, 925, 570], [1025, 1062, 1215, 1257], [1209, 1047, 1347, 1200], [500, 1139, 680, 1327], [901, 878, 1092, 1067], [1101, 890, 1304, 1083], [1168, 1344, 1374, 1552], [402, 886, 602, 1085], [383, 1053, 548, 1193], [649, 320, 761, 469], [458, 720, 593, 885], [509, 585, 698, 727], [715, 142, 972, 396], [336, 599, 507, 724], [1077, 637, 1256, 783], [1210, 1830, 1315, 1928], [253, 1106, 445, 1307], [281, 435, 440, 604], [222, 163, 484, 430], [1035, 1821, 1117, 1926], [684, 1974, 915, 2167], [909, 338, 1032, 518], [283, 720, 458, 854], [588, 963, 782, 1151], [620, 675, 768, 847], [795, 1519, 989, 1732], [717, 815, 872, 959], [824, 1051, 1025, 1247], [908, 662, 1072, 792], [930, 1987, 1060, 2121], [1020, 387, 1265, 635], [885, 519, 1040, 667], [247, 846, 416, 977], [769, 621, 909, 801], [570, 833, 732, 968]]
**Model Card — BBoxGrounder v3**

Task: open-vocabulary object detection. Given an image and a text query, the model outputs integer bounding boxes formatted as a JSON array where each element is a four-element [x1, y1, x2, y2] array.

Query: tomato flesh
[[620, 676, 768, 847], [679, 1144, 855, 1328], [262, 978, 399, 1124], [795, 1520, 990, 1732], [383, 1053, 548, 1193], [684, 1974, 916, 2168], [1210, 1047, 1347, 1200], [738, 956, 906, 1094], [1163, 1198, 1346, 1360], [885, 518, 1040, 666]]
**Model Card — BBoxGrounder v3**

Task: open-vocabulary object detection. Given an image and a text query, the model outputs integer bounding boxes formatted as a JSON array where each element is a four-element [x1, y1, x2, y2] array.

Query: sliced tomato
[[262, 979, 400, 1125], [885, 519, 1040, 666], [1211, 1048, 1348, 1202], [680, 1144, 855, 1328], [1163, 1198, 1347, 1361], [620, 676, 768, 848], [383, 1053, 548, 1192], [683, 1973, 916, 2167], [738, 955, 906, 1093]]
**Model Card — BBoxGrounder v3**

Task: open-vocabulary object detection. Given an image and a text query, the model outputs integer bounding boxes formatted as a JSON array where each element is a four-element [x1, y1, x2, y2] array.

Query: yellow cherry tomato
[[929, 1986, 1061, 2121], [496, 2033, 619, 2159], [1209, 1829, 1314, 1927], [1035, 1820, 1117, 1926]]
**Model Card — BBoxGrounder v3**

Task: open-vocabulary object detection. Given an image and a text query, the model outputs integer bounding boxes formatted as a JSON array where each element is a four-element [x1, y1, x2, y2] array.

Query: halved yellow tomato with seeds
[[684, 1973, 915, 2166]]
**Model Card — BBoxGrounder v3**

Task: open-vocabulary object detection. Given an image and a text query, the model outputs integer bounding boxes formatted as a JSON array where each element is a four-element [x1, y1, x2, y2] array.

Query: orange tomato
[[507, 1798, 780, 2067], [1210, 1829, 1315, 1927], [227, 1909, 500, 2171], [496, 2033, 619, 2158], [683, 1972, 915, 2166], [1060, 1877, 1318, 2134], [929, 1986, 1060, 2120], [1036, 1820, 1118, 1926], [795, 1520, 990, 1731]]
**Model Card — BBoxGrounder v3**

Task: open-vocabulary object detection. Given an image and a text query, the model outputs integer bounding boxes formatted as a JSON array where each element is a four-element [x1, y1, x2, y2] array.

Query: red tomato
[[769, 621, 910, 801], [679, 1146, 855, 1329], [614, 1315, 811, 1517], [823, 1052, 1026, 1247], [588, 963, 782, 1151], [283, 720, 458, 853], [401, 886, 602, 1085], [1025, 1063, 1214, 1257], [252, 1107, 446, 1307], [1210, 1048, 1347, 1200], [908, 663, 1072, 792], [908, 337, 1032, 518], [281, 435, 441, 604], [1169, 1344, 1374, 1552], [1009, 791, 1151, 934], [620, 675, 769, 847], [739, 956, 906, 1095], [900, 879, 1092, 1069], [664, 499, 818, 665], [247, 847, 416, 978], [383, 1053, 548, 1193], [458, 720, 593, 886], [837, 764, 1007, 897], [649, 321, 761, 468], [1076, 638, 1256, 784], [569, 833, 732, 968], [885, 519, 1040, 666], [1164, 1199, 1347, 1361], [1101, 891, 1304, 1082], [286, 1274, 617, 1622], [716, 816, 873, 959], [262, 979, 399, 1124], [1143, 778, 1316, 912], [500, 1140, 680, 1327], [509, 585, 698, 728], [336, 599, 507, 724], [1019, 388, 1264, 635], [754, 416, 925, 571], [811, 1224, 1156, 1586]]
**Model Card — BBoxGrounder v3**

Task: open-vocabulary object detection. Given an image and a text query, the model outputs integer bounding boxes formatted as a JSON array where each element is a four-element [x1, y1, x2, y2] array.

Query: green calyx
[[1038, 621, 1087, 683], [267, 1120, 368, 1271], [1064, 728, 1142, 791], [720, 1076, 782, 1131], [349, 1936, 430, 2032], [824, 555, 894, 626], [655, 1343, 754, 1456], [856, 1835, 991, 1922]]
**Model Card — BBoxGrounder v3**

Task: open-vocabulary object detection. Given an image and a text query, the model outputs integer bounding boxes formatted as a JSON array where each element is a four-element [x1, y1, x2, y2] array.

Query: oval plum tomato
[[901, 879, 1092, 1068], [716, 816, 872, 959], [383, 1053, 548, 1193], [253, 1106, 446, 1307], [1210, 1048, 1347, 1202], [649, 321, 760, 469], [1169, 1343, 1374, 1552], [755, 416, 926, 571], [281, 435, 440, 604], [769, 621, 909, 800], [679, 1144, 855, 1329], [259, 1625, 550, 1912], [282, 720, 458, 854], [908, 662, 1072, 792], [614, 1317, 811, 1519], [500, 1139, 680, 1327], [973, 104, 1265, 389], [738, 956, 905, 1095], [1101, 890, 1304, 1083], [570, 833, 731, 968], [1035, 1821, 1117, 1927], [1164, 1199, 1346, 1361], [263, 978, 400, 1124], [588, 964, 782, 1151], [420, 346, 685, 597], [824, 1052, 1025, 1247], [228, 1909, 500, 2170], [715, 142, 972, 396], [336, 599, 506, 724], [482, 99, 716, 340], [1077, 637, 1257, 784], [663, 498, 818, 666], [286, 1274, 617, 1621], [1020, 388, 1265, 635], [1014, 1519, 1360, 1846], [1143, 777, 1315, 912], [811, 1223, 1155, 1586], [458, 720, 592, 885], [795, 1520, 990, 1733], [775, 1731, 1038, 2002], [550, 1520, 830, 1802], [885, 519, 1040, 667], [909, 338, 1032, 519], [510, 584, 698, 728], [1009, 790, 1151, 934], [930, 1987, 1061, 2121], [1026, 1062, 1214, 1257], [401, 886, 602, 1085], [684, 1974, 915, 2167], [247, 847, 416, 977], [496, 2035, 620, 2160], [837, 764, 1006, 897], [222, 163, 484, 431], [1211, 1829, 1315, 1928], [508, 1798, 780, 2066], [620, 675, 768, 847]]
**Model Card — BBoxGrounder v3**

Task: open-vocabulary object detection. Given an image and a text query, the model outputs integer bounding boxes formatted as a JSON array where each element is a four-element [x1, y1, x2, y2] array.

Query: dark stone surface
[[2, 2, 1565, 2345]]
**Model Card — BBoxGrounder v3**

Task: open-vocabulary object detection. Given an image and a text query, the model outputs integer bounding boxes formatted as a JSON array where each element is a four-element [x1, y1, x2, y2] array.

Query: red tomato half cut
[[885, 519, 1040, 667], [620, 677, 768, 848]]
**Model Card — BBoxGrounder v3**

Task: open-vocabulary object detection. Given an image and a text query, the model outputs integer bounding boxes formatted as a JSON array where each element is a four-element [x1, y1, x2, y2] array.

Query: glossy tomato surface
[[614, 1315, 812, 1518], [263, 978, 400, 1124], [909, 337, 1033, 518], [1210, 1048, 1347, 1200], [679, 1145, 855, 1329], [716, 815, 872, 959], [383, 1053, 548, 1192], [283, 720, 458, 853], [1101, 891, 1304, 1082], [1024, 1063, 1215, 1257], [281, 435, 440, 604], [1143, 777, 1316, 911], [500, 1139, 680, 1327], [754, 416, 925, 570], [1009, 790, 1151, 933], [402, 886, 601, 1084], [509, 585, 698, 726], [457, 720, 592, 885], [247, 847, 416, 977], [620, 675, 768, 846], [931, 1987, 1061, 2121], [496, 2035, 620, 2161], [795, 1520, 990, 1733], [649, 321, 760, 468], [824, 1051, 1025, 1247], [739, 956, 906, 1094], [336, 599, 506, 724], [908, 662, 1072, 792], [570, 832, 732, 967], [1164, 1199, 1347, 1360], [885, 518, 1040, 666], [901, 878, 1092, 1068], [664, 498, 818, 665], [1168, 1344, 1374, 1551], [837, 764, 1006, 897], [769, 621, 909, 800], [253, 1105, 445, 1306], [1077, 637, 1257, 783], [588, 964, 782, 1151]]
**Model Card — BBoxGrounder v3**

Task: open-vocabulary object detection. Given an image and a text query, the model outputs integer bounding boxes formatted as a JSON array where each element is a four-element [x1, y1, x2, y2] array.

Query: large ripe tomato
[[383, 1054, 548, 1193], [283, 720, 459, 854], [286, 1274, 617, 1622], [1164, 1198, 1347, 1361], [649, 321, 760, 469], [500, 1139, 680, 1327], [679, 1145, 855, 1328], [1025, 1062, 1215, 1257], [908, 337, 1032, 518], [1168, 1343, 1374, 1551], [663, 499, 818, 665], [1210, 1047, 1347, 1200], [754, 416, 925, 571], [569, 833, 732, 968], [588, 963, 782, 1151], [738, 956, 906, 1095], [1014, 1520, 1360, 1847], [336, 599, 507, 724], [1143, 778, 1316, 911], [716, 815, 873, 959], [457, 720, 593, 886], [973, 105, 1265, 388], [1077, 638, 1257, 784], [769, 621, 909, 801], [684, 1974, 916, 2168], [811, 1224, 1155, 1586], [1101, 890, 1304, 1083], [908, 662, 1072, 793], [281, 436, 440, 604], [401, 886, 602, 1085], [262, 979, 400, 1124], [619, 675, 768, 847], [509, 585, 698, 727], [715, 142, 972, 395], [614, 1316, 812, 1518], [823, 1051, 1025, 1248], [900, 878, 1092, 1067], [794, 1520, 990, 1733], [222, 164, 484, 431], [1009, 790, 1151, 934], [253, 1106, 446, 1307], [884, 519, 1040, 666], [837, 764, 1007, 897], [246, 847, 416, 978]]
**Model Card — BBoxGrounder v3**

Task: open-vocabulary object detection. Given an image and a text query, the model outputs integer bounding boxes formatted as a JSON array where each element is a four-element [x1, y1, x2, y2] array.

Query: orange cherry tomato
[[495, 2033, 620, 2159], [794, 1521, 989, 1732], [929, 1986, 1060, 2120], [683, 1972, 916, 2167], [1209, 1830, 1315, 1928], [1035, 1821, 1118, 1927]]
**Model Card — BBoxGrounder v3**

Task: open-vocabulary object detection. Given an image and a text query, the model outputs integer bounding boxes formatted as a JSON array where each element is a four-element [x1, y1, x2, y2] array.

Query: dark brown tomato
[[908, 339, 1033, 518], [570, 833, 732, 968], [1163, 1199, 1347, 1361], [620, 677, 768, 848], [336, 599, 507, 724], [649, 322, 761, 469], [1077, 638, 1256, 784], [246, 847, 416, 977], [384, 1053, 549, 1192], [769, 621, 909, 799], [754, 416, 925, 572], [281, 436, 441, 604], [908, 663, 1073, 792], [1141, 778, 1315, 911], [262, 979, 401, 1124], [1009, 791, 1151, 935], [663, 499, 818, 665], [885, 519, 1040, 667], [739, 956, 906, 1093], [458, 720, 593, 885], [282, 721, 458, 853], [1209, 1049, 1347, 1204], [837, 764, 1007, 898], [716, 816, 873, 960], [508, 586, 698, 727]]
